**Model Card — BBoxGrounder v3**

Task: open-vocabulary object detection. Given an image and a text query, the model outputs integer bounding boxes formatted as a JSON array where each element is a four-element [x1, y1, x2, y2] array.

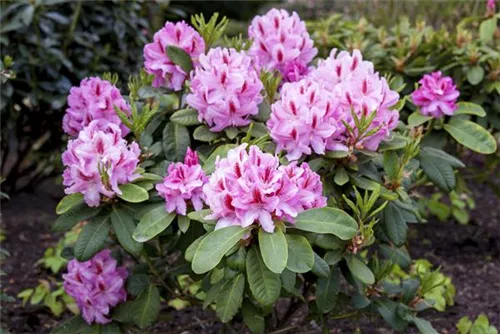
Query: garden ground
[[2, 169, 499, 333]]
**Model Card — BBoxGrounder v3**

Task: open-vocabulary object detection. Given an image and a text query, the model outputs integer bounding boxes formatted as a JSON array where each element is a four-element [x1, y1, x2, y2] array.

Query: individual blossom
[[156, 148, 207, 215], [248, 8, 317, 82], [487, 0, 496, 13], [310, 49, 400, 151], [144, 21, 205, 90], [63, 77, 131, 137], [62, 121, 140, 207], [267, 78, 347, 161], [411, 71, 460, 118], [63, 250, 128, 324], [186, 47, 263, 131], [203, 144, 326, 233]]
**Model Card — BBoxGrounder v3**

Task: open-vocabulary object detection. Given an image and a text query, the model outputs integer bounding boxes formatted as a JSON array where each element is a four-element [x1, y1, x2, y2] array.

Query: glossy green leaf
[[316, 268, 340, 313], [133, 205, 176, 242], [466, 66, 484, 85], [162, 122, 191, 161], [53, 203, 101, 233], [294, 207, 358, 240], [192, 226, 247, 274], [216, 274, 245, 323], [50, 316, 87, 334], [246, 247, 281, 306], [56, 193, 83, 215], [419, 147, 465, 168], [285, 234, 314, 273], [419, 150, 456, 192], [166, 45, 193, 73], [117, 184, 149, 203], [111, 205, 142, 256], [132, 285, 160, 329], [444, 119, 497, 154], [408, 111, 432, 127], [242, 301, 265, 333], [74, 213, 110, 261], [453, 102, 486, 117], [479, 17, 496, 43], [193, 124, 220, 142], [346, 255, 375, 285], [258, 228, 288, 274], [170, 108, 201, 126], [382, 202, 407, 247], [311, 252, 330, 278], [178, 215, 190, 233], [187, 209, 216, 224], [126, 273, 149, 296]]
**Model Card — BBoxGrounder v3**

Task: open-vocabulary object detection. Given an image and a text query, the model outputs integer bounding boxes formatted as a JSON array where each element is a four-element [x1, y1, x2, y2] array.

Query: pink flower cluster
[[186, 48, 263, 132], [412, 71, 460, 118], [62, 121, 140, 207], [156, 148, 207, 215], [267, 78, 347, 161], [63, 250, 128, 324], [144, 21, 205, 90], [248, 8, 317, 82], [487, 0, 496, 12], [203, 144, 326, 233], [63, 77, 131, 137]]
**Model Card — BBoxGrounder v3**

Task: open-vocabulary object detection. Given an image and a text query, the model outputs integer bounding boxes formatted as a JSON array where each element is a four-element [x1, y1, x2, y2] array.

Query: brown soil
[[1, 176, 499, 334]]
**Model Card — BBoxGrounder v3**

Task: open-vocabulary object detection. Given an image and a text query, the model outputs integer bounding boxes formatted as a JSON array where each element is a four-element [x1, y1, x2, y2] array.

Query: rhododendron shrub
[[52, 11, 497, 334]]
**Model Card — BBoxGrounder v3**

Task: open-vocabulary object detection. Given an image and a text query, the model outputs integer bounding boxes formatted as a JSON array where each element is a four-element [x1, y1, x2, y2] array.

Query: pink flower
[[156, 148, 207, 215], [62, 121, 140, 207], [267, 78, 347, 160], [186, 48, 264, 131], [487, 0, 496, 12], [63, 77, 131, 137], [144, 21, 205, 90], [310, 49, 400, 151], [248, 9, 317, 82], [203, 144, 326, 233], [412, 71, 460, 118], [63, 250, 128, 325]]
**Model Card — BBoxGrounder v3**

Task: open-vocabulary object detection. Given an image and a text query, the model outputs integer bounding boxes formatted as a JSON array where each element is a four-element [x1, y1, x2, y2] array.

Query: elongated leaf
[[203, 281, 222, 309], [178, 215, 190, 233], [419, 150, 456, 192], [374, 299, 406, 332], [170, 108, 201, 126], [316, 268, 340, 313], [132, 205, 176, 242], [242, 301, 265, 333], [294, 207, 358, 240], [126, 273, 149, 296], [383, 151, 399, 181], [346, 255, 375, 285], [419, 147, 464, 168], [192, 226, 247, 274], [382, 202, 407, 247], [50, 316, 86, 334], [74, 213, 110, 261], [246, 247, 281, 306], [444, 119, 497, 154], [203, 144, 237, 174], [162, 122, 191, 161], [285, 234, 314, 273], [408, 111, 432, 127], [53, 203, 101, 232], [187, 209, 216, 224], [311, 252, 330, 278], [193, 124, 220, 142], [413, 317, 438, 334], [56, 193, 84, 215], [111, 205, 142, 256], [216, 274, 245, 323], [258, 228, 288, 274], [379, 134, 409, 152], [466, 66, 484, 85], [117, 184, 149, 203], [453, 102, 486, 117], [166, 45, 193, 73], [133, 285, 160, 329], [479, 17, 496, 43]]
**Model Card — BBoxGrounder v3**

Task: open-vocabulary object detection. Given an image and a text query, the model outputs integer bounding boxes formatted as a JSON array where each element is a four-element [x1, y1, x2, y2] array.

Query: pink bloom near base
[[156, 148, 207, 215], [63, 77, 131, 137], [203, 144, 326, 233], [412, 71, 460, 118], [63, 250, 128, 324], [144, 21, 205, 90], [62, 121, 140, 207]]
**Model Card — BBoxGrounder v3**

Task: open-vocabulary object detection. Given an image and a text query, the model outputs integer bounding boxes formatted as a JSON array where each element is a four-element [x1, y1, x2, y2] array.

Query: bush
[[48, 8, 496, 334]]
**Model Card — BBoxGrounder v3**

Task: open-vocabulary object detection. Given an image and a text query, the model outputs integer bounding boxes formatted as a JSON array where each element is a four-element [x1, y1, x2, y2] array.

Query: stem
[[64, 1, 82, 53], [268, 325, 300, 334], [330, 311, 358, 320]]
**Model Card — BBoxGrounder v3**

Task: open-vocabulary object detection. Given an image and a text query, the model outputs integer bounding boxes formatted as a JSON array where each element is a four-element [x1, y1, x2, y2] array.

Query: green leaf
[[112, 301, 136, 323], [324, 250, 343, 266], [133, 285, 160, 329], [170, 108, 201, 126], [56, 193, 84, 215], [242, 301, 265, 333], [408, 111, 432, 127], [111, 205, 143, 256], [379, 134, 409, 152], [133, 205, 176, 242], [162, 122, 191, 161], [216, 274, 245, 323], [334, 168, 349, 186], [346, 255, 375, 285], [413, 317, 438, 334], [166, 45, 193, 73], [444, 119, 497, 154], [457, 317, 473, 334], [311, 252, 330, 278], [192, 226, 248, 274], [187, 209, 216, 224], [53, 203, 102, 232], [258, 228, 288, 274], [74, 213, 110, 261], [374, 299, 406, 332], [193, 124, 220, 142], [203, 281, 221, 309], [419, 147, 465, 168], [101, 322, 122, 334], [117, 184, 149, 203], [246, 247, 281, 306], [454, 102, 486, 117], [50, 316, 87, 334], [419, 150, 456, 192], [126, 273, 149, 296], [178, 215, 190, 233], [383, 151, 399, 181], [203, 144, 237, 174], [325, 150, 350, 158], [316, 268, 340, 313], [479, 17, 496, 43], [382, 202, 407, 247], [185, 235, 205, 262], [285, 234, 314, 273], [294, 207, 358, 240], [467, 66, 485, 85]]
